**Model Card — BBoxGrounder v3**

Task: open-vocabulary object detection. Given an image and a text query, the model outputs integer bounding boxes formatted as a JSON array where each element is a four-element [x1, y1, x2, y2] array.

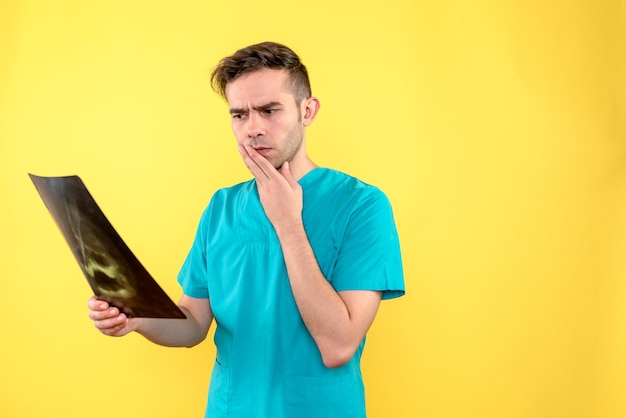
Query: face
[[226, 68, 309, 169]]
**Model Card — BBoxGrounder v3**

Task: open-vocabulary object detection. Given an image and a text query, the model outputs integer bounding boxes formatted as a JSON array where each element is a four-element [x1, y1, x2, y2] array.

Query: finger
[[243, 145, 283, 182], [93, 313, 128, 331], [238, 145, 270, 181], [89, 306, 120, 321], [99, 321, 129, 337], [279, 161, 299, 188], [87, 296, 109, 311]]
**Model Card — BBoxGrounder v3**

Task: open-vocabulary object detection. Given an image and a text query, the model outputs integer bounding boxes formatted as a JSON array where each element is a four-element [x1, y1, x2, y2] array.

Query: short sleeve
[[177, 205, 211, 299], [331, 187, 405, 300]]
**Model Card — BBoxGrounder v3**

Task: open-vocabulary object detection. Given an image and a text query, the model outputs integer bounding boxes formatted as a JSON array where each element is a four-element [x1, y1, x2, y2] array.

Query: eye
[[232, 113, 246, 120], [263, 109, 277, 115]]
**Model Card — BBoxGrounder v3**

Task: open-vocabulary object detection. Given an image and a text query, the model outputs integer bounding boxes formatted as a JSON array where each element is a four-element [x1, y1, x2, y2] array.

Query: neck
[[287, 154, 317, 181]]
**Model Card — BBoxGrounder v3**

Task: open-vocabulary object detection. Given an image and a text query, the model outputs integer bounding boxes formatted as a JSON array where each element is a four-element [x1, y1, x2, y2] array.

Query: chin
[[271, 158, 287, 169]]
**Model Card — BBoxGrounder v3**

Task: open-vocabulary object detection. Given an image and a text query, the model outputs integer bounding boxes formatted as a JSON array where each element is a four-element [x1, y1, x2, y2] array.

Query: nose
[[246, 112, 265, 138]]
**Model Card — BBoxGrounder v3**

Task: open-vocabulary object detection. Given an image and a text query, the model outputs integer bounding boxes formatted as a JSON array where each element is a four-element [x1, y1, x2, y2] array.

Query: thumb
[[280, 161, 298, 185]]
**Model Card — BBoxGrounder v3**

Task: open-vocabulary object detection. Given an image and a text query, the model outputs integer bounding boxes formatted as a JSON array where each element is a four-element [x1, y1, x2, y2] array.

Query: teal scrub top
[[178, 168, 405, 418]]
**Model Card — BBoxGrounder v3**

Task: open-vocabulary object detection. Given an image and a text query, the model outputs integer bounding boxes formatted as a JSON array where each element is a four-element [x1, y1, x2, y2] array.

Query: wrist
[[274, 221, 306, 241], [130, 317, 144, 334]]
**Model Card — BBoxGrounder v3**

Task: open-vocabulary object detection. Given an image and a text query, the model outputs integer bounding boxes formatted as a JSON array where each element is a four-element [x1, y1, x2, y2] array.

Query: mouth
[[253, 147, 272, 156]]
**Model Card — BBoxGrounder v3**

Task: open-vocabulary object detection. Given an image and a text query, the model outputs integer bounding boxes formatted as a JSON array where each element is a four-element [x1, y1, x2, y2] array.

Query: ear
[[301, 97, 320, 127]]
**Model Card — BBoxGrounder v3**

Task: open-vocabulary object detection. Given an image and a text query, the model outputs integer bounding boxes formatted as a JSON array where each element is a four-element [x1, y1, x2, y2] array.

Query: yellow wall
[[1, 1, 625, 417]]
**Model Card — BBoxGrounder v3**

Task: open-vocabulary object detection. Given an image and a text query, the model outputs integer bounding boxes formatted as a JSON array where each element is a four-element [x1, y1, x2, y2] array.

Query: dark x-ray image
[[29, 174, 186, 319]]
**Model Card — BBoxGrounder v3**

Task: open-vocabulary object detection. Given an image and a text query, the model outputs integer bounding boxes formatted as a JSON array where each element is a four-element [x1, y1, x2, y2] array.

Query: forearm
[[276, 224, 357, 367], [134, 306, 209, 348], [134, 295, 213, 348]]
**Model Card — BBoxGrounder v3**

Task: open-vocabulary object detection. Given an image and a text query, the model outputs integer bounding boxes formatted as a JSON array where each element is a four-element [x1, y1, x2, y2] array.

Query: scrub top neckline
[[298, 166, 327, 188]]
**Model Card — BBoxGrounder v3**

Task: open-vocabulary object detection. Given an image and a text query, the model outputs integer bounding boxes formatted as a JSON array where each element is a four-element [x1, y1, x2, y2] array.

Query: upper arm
[[331, 189, 404, 300]]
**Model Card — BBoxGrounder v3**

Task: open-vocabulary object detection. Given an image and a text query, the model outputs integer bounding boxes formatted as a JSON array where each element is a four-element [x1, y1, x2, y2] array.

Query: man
[[88, 42, 405, 417]]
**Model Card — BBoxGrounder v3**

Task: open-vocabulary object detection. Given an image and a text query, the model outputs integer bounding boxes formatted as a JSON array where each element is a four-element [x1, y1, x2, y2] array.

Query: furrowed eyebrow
[[253, 101, 282, 111], [229, 107, 246, 115], [229, 101, 283, 115]]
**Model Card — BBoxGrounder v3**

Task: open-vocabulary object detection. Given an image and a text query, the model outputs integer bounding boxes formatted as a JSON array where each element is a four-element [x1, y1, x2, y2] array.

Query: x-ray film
[[29, 174, 186, 319]]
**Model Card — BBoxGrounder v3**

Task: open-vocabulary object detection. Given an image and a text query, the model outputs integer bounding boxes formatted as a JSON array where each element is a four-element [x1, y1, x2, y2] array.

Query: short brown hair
[[210, 42, 312, 104]]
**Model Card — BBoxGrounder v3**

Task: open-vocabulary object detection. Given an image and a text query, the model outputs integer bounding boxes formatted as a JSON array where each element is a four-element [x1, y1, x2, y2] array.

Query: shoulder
[[212, 178, 255, 199], [198, 179, 256, 222], [207, 179, 257, 205], [308, 168, 391, 207], [306, 168, 386, 194]]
